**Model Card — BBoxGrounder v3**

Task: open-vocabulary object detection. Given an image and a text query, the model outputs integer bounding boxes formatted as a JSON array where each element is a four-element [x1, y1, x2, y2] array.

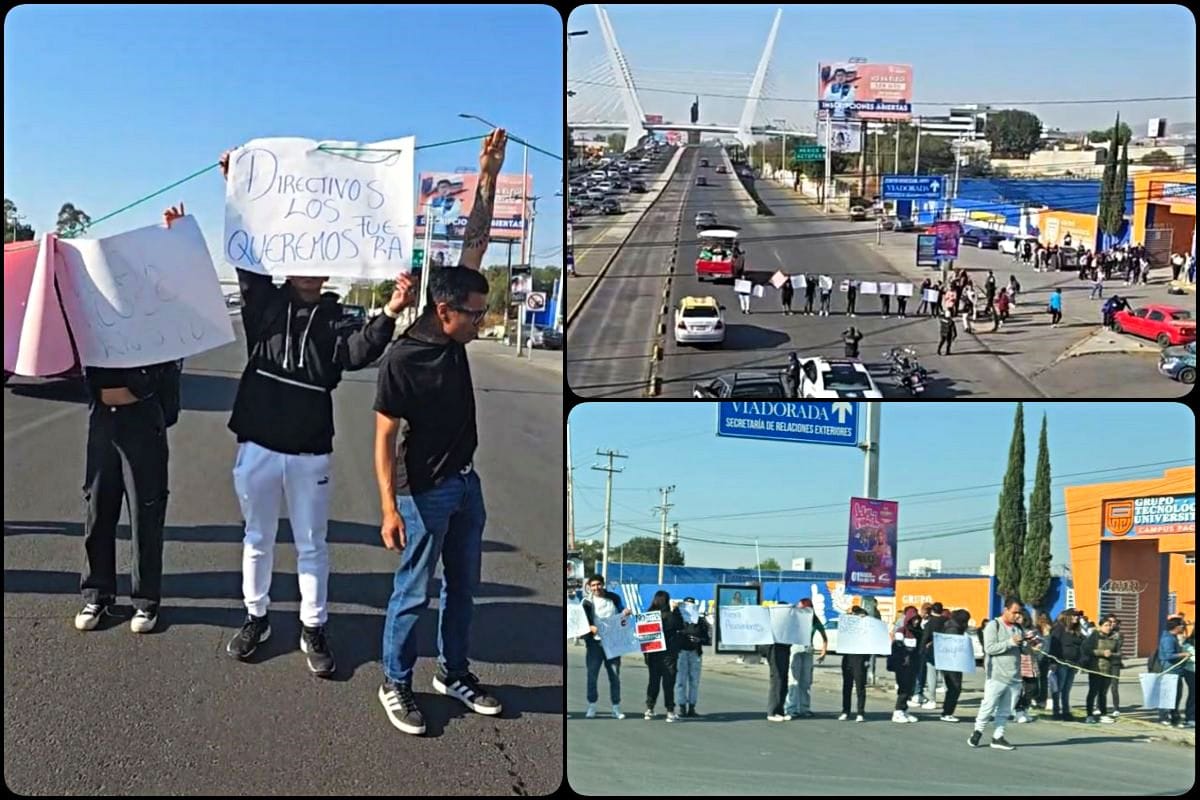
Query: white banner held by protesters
[[734, 278, 753, 295], [567, 603, 591, 639], [718, 605, 774, 646], [933, 632, 977, 673], [769, 606, 813, 645], [597, 614, 641, 660], [860, 281, 879, 295], [224, 136, 416, 279], [56, 216, 236, 368], [770, 271, 788, 289], [922, 288, 939, 302], [1140, 672, 1180, 710], [790, 274, 806, 289], [835, 614, 892, 654]]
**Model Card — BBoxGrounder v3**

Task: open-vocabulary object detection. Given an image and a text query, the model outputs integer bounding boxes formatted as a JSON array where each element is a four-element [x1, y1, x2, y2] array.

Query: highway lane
[[3, 319, 563, 796]]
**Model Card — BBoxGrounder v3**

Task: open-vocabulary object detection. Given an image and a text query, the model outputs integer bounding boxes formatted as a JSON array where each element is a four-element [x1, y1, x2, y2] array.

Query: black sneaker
[[990, 736, 1015, 751], [379, 681, 426, 735], [433, 669, 503, 715], [967, 730, 982, 748], [226, 614, 270, 660], [299, 625, 336, 677]]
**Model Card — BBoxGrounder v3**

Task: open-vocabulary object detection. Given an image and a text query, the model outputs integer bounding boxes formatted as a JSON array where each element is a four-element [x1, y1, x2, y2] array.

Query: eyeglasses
[[450, 305, 487, 324]]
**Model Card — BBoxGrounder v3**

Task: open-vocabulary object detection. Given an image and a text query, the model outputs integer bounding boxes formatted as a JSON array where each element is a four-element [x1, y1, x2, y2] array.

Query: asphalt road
[[566, 647, 1196, 795], [3, 318, 563, 796], [567, 142, 1191, 399]]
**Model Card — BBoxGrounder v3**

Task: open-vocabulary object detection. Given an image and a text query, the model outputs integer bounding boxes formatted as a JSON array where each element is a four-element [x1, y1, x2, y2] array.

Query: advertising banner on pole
[[844, 497, 899, 595]]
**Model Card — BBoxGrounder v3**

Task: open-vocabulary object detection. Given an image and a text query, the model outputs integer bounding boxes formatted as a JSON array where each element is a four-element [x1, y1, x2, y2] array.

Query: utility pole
[[592, 450, 628, 582], [566, 421, 574, 551], [943, 137, 964, 285], [656, 485, 676, 584], [860, 402, 881, 498]]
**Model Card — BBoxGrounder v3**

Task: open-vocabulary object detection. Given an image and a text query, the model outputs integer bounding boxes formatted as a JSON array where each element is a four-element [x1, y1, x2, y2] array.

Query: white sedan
[[796, 357, 882, 398], [999, 235, 1038, 256], [673, 296, 726, 345]]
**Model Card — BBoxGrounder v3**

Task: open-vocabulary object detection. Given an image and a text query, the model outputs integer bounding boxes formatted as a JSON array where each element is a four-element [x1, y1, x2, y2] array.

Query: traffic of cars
[[568, 141, 674, 218]]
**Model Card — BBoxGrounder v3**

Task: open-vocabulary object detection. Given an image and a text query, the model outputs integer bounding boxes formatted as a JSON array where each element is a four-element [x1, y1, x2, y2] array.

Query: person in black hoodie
[[215, 154, 416, 679], [1050, 608, 1085, 720], [644, 591, 684, 721], [939, 608, 972, 721], [674, 597, 710, 717], [73, 206, 187, 634], [915, 601, 947, 708], [890, 607, 922, 723]]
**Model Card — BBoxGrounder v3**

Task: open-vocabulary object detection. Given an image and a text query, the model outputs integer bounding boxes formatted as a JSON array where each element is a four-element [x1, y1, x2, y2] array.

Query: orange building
[[1131, 170, 1195, 259], [1064, 466, 1195, 657]]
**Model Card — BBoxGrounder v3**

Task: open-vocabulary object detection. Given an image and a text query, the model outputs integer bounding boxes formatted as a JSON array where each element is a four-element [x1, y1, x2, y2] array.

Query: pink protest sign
[[4, 237, 77, 376]]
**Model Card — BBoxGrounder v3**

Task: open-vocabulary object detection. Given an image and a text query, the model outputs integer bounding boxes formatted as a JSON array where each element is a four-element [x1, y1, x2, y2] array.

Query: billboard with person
[[818, 62, 913, 121], [714, 583, 762, 654], [844, 497, 899, 595], [414, 171, 531, 242]]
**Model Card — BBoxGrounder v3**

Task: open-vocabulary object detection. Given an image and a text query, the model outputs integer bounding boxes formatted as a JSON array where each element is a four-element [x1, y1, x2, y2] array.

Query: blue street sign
[[716, 402, 861, 447], [881, 175, 945, 200]]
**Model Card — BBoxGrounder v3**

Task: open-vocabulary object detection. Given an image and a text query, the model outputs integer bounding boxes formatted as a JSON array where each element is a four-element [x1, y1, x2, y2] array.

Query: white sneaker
[[905, 712, 920, 723], [855, 714, 865, 723], [644, 709, 654, 720], [1110, 710, 1120, 718], [907, 698, 921, 708], [612, 705, 625, 720], [130, 609, 157, 634], [1099, 715, 1115, 724], [921, 700, 938, 710], [940, 715, 960, 723], [666, 712, 678, 722], [936, 686, 947, 695], [74, 602, 112, 631], [585, 704, 597, 719], [838, 713, 849, 721], [1045, 699, 1054, 711], [892, 710, 913, 723], [1016, 713, 1031, 724], [767, 714, 787, 722]]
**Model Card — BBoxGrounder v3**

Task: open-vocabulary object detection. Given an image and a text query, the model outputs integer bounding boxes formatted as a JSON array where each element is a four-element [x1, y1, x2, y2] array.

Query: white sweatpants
[[232, 441, 332, 626]]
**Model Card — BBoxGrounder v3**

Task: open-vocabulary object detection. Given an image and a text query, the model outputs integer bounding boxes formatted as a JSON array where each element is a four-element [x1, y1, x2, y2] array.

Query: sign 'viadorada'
[[716, 401, 860, 447]]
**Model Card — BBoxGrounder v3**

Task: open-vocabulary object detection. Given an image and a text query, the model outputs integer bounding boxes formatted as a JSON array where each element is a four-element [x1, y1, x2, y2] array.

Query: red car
[[1113, 304, 1196, 347]]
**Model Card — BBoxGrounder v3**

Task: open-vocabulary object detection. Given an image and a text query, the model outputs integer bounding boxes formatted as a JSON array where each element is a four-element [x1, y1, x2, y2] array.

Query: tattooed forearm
[[458, 173, 497, 270]]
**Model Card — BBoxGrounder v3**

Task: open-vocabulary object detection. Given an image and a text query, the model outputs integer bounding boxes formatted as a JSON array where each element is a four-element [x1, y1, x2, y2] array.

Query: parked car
[[999, 234, 1039, 256], [960, 228, 1005, 249], [600, 198, 622, 215], [629, 180, 648, 193], [693, 372, 789, 398], [1113, 304, 1196, 347], [1159, 341, 1196, 384], [529, 325, 563, 350], [849, 205, 868, 221]]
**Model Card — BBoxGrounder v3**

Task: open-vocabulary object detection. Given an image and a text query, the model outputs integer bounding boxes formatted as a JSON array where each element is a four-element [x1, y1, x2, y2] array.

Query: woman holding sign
[[644, 591, 683, 722], [838, 606, 870, 723]]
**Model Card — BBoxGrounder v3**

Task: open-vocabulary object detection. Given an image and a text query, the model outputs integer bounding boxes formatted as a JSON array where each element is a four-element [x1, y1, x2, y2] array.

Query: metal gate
[[1100, 579, 1144, 657], [1144, 227, 1174, 266]]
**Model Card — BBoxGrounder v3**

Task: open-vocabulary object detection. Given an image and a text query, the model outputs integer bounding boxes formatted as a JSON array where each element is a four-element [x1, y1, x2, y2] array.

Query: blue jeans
[[1055, 665, 1077, 716], [381, 470, 486, 685], [585, 639, 622, 705]]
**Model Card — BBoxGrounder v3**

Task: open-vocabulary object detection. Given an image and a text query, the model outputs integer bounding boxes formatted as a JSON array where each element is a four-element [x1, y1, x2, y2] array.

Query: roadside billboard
[[818, 62, 913, 121], [820, 119, 861, 154], [414, 171, 530, 242]]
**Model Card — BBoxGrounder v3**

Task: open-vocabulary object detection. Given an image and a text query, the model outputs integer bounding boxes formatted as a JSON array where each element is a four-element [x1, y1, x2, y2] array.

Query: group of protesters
[[578, 582, 1196, 751]]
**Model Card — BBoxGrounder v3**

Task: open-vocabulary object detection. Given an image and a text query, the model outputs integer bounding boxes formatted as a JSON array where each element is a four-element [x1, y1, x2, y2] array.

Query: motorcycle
[[884, 347, 928, 395]]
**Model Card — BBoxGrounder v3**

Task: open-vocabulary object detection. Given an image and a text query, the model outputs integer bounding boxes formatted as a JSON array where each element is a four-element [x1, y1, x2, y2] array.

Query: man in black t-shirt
[[371, 129, 508, 737]]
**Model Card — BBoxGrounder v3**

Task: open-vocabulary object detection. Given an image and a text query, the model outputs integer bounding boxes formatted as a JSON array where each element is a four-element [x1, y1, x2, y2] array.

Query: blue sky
[[569, 402, 1196, 573], [4, 4, 564, 277], [568, 4, 1196, 135]]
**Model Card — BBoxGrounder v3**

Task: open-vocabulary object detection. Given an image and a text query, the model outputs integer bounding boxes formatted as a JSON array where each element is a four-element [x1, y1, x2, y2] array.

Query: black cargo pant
[[81, 400, 169, 614], [645, 651, 678, 712]]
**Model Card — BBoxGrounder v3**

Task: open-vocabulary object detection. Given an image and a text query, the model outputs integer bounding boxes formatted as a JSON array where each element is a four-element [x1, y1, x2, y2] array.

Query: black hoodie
[[228, 269, 395, 455]]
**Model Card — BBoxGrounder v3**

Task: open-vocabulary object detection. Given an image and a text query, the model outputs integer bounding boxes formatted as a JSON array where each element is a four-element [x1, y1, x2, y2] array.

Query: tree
[[1140, 149, 1176, 167], [605, 133, 626, 154], [994, 403, 1027, 599], [1020, 414, 1053, 613], [55, 202, 92, 237], [1088, 121, 1132, 146], [610, 535, 685, 568], [576, 540, 606, 578], [4, 198, 35, 242], [1114, 140, 1130, 231], [1098, 114, 1124, 237], [985, 109, 1044, 158], [739, 558, 782, 572]]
